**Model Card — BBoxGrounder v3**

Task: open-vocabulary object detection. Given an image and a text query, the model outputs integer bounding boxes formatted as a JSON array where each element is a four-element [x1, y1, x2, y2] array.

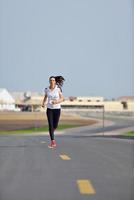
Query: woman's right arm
[[42, 94, 47, 107]]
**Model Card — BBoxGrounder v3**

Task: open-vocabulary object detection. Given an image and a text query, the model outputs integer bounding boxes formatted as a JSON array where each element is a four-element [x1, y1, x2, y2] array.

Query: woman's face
[[49, 77, 56, 86]]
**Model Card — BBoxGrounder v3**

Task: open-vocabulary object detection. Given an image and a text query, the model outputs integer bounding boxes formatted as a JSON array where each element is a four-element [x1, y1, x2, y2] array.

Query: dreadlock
[[49, 76, 65, 91]]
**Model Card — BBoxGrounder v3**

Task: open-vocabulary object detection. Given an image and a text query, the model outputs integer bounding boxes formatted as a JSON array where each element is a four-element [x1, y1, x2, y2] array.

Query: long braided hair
[[49, 76, 65, 91]]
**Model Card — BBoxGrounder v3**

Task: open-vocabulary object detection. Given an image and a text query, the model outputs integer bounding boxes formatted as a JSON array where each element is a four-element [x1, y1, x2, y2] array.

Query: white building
[[77, 96, 104, 102], [0, 88, 16, 111], [61, 96, 134, 112]]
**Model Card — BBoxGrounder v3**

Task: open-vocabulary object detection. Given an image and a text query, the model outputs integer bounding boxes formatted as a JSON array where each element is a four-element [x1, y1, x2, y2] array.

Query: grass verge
[[124, 131, 134, 136], [0, 124, 84, 135]]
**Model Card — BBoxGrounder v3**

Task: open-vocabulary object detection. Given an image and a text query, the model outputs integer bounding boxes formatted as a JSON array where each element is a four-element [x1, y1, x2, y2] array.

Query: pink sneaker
[[48, 141, 54, 148], [52, 140, 56, 147], [48, 140, 56, 148]]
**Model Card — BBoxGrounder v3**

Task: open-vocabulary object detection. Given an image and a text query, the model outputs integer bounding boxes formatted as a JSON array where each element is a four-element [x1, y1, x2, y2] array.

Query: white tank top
[[45, 85, 61, 109]]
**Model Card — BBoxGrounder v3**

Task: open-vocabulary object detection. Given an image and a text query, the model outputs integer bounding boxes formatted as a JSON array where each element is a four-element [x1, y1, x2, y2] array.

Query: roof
[[117, 96, 134, 101], [0, 88, 15, 103]]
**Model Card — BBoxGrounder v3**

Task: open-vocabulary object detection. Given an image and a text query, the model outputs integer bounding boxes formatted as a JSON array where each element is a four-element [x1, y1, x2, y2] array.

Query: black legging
[[46, 108, 61, 140]]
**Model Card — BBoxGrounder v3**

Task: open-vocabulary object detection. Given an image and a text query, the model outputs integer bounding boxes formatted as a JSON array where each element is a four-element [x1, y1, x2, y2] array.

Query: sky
[[0, 0, 133, 99]]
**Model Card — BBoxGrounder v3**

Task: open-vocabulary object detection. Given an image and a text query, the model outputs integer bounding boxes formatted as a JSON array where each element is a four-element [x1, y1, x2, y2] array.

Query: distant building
[[0, 88, 17, 111], [76, 96, 104, 102], [61, 96, 134, 112], [11, 91, 43, 112], [4, 91, 134, 112], [116, 96, 134, 112], [117, 96, 134, 102]]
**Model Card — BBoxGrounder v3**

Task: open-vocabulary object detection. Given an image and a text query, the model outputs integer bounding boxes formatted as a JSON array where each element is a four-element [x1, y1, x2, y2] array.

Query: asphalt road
[[0, 121, 134, 200]]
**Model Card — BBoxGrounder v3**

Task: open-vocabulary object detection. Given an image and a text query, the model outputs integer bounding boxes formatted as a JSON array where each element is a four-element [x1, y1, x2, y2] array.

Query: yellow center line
[[77, 180, 95, 195], [59, 154, 71, 160]]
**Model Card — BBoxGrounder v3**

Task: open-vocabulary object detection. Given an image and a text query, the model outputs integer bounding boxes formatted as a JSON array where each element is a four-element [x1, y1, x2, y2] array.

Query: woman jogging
[[42, 76, 65, 148]]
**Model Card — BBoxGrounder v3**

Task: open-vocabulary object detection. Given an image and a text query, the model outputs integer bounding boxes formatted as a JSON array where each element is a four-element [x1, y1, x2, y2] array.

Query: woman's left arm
[[52, 91, 64, 104], [58, 91, 64, 103]]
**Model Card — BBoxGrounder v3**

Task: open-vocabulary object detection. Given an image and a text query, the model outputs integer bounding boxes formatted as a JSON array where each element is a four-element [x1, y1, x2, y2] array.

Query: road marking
[[77, 180, 95, 194], [59, 154, 71, 160], [41, 141, 46, 144]]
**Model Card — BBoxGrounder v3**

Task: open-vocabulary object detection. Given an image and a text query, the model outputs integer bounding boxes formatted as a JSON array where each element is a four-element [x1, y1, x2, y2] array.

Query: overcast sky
[[0, 0, 133, 99]]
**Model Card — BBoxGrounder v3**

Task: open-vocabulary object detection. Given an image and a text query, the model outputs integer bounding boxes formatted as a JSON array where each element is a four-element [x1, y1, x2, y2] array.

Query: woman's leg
[[53, 109, 61, 130], [46, 108, 54, 141]]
